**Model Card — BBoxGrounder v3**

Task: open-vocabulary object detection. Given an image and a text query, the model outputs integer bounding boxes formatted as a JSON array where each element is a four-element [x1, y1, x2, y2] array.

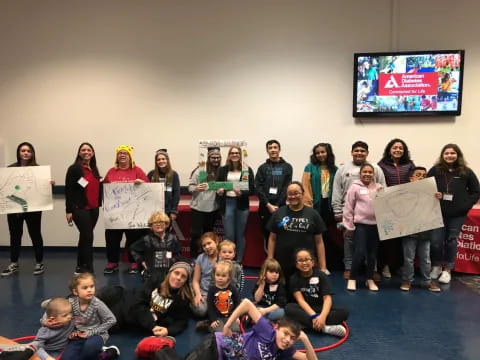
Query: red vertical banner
[[454, 209, 480, 274]]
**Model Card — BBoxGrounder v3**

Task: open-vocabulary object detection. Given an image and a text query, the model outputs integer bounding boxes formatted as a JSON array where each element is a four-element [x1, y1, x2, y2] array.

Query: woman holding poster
[[103, 145, 149, 275], [428, 144, 480, 284], [216, 146, 255, 262], [2, 142, 51, 277], [65, 142, 102, 275]]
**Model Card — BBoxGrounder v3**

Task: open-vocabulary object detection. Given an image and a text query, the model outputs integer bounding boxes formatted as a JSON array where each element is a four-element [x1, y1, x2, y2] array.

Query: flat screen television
[[353, 49, 465, 117]]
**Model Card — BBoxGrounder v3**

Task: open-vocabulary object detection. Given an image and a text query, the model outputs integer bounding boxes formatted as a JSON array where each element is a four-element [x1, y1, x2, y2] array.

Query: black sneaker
[[1, 263, 19, 277], [33, 263, 45, 275], [99, 345, 120, 360]]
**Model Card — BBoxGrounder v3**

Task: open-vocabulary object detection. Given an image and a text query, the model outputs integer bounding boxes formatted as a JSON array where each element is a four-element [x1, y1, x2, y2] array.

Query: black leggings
[[285, 303, 349, 330], [7, 211, 44, 263], [73, 208, 99, 271]]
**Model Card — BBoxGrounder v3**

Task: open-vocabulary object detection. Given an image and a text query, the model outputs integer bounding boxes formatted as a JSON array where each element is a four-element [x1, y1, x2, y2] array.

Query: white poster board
[[374, 177, 444, 240], [103, 183, 165, 229], [0, 166, 53, 214]]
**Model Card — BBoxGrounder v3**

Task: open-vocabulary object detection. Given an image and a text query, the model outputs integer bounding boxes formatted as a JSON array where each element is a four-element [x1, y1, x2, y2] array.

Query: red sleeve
[[135, 167, 150, 182]]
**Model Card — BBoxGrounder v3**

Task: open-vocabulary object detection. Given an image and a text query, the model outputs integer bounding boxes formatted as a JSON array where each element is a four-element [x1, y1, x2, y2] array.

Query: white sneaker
[[323, 324, 346, 337], [438, 270, 451, 284], [347, 279, 356, 291], [321, 268, 331, 276], [382, 265, 391, 279], [430, 266, 442, 280]]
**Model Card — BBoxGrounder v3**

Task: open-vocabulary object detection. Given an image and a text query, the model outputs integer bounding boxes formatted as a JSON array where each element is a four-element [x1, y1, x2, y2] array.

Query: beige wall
[[0, 0, 479, 247]]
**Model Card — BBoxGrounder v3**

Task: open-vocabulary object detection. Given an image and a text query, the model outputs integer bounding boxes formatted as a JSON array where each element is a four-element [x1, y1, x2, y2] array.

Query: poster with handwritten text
[[103, 183, 165, 229]]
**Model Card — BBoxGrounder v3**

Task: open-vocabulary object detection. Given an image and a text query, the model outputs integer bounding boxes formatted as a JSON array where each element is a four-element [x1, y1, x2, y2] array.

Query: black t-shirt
[[252, 282, 287, 308], [267, 206, 326, 274], [289, 268, 332, 308]]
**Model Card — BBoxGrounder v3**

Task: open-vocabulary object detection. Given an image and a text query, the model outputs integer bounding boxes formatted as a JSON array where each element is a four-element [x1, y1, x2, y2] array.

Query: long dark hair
[[74, 142, 100, 178], [309, 143, 336, 169], [16, 142, 38, 166], [435, 143, 469, 176], [381, 138, 412, 165]]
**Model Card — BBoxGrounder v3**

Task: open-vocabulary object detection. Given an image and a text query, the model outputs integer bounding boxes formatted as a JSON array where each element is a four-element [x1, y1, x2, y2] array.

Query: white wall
[[0, 0, 479, 247]]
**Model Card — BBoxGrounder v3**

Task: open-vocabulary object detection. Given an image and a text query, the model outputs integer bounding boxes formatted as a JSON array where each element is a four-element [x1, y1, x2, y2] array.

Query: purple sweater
[[343, 180, 383, 230]]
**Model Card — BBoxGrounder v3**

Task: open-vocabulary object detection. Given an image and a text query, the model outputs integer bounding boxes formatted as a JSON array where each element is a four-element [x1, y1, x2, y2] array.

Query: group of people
[[2, 139, 480, 291], [1, 138, 480, 359]]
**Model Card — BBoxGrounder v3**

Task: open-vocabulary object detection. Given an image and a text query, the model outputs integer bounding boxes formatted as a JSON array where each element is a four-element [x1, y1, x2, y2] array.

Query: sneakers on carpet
[[98, 345, 120, 360], [438, 270, 452, 284], [0, 344, 36, 360], [135, 336, 176, 358], [321, 268, 331, 276], [323, 324, 346, 337], [1, 263, 19, 277], [400, 281, 411, 291], [430, 266, 442, 280], [347, 279, 356, 291], [426, 283, 442, 292], [103, 262, 119, 275], [128, 262, 138, 274], [33, 263, 45, 275]]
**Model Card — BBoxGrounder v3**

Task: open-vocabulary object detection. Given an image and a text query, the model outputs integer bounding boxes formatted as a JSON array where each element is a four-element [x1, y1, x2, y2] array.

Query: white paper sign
[[0, 166, 53, 214], [103, 183, 165, 229], [373, 177, 444, 240]]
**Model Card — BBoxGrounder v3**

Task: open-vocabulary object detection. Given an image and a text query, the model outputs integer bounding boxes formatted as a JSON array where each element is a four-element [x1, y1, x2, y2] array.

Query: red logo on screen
[[384, 75, 400, 88], [378, 73, 438, 96]]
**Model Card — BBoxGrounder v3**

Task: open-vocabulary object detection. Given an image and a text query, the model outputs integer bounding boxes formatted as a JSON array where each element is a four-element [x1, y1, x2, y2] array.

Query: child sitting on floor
[[286, 248, 349, 337], [218, 240, 245, 292], [252, 258, 287, 321], [33, 297, 75, 360], [206, 260, 241, 333], [185, 298, 318, 360]]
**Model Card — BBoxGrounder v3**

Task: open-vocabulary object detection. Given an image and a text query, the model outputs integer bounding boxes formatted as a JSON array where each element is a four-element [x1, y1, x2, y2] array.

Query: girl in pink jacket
[[342, 163, 383, 292]]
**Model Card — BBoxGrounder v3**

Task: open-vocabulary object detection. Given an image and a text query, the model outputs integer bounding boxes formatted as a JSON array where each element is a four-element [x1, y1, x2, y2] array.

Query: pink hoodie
[[342, 179, 383, 230]]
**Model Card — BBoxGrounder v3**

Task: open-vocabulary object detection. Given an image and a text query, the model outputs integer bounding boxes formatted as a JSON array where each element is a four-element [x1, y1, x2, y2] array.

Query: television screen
[[353, 50, 465, 117]]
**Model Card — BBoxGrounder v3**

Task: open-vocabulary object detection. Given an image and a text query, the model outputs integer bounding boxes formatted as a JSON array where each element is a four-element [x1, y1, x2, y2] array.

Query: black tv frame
[[353, 49, 465, 117]]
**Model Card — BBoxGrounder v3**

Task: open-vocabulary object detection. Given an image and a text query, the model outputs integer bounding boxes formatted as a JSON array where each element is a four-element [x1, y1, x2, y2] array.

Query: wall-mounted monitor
[[353, 50, 464, 117]]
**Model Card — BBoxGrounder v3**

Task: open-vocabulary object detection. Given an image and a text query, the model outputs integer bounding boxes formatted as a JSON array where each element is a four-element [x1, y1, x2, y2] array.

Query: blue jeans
[[350, 223, 379, 280], [222, 198, 249, 262], [402, 233, 431, 284], [62, 335, 103, 360], [431, 216, 465, 269], [264, 307, 285, 321]]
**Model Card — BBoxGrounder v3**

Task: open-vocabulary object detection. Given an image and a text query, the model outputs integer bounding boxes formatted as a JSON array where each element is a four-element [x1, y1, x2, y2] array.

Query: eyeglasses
[[152, 222, 166, 226], [287, 192, 303, 197], [296, 258, 313, 263], [230, 152, 240, 155]]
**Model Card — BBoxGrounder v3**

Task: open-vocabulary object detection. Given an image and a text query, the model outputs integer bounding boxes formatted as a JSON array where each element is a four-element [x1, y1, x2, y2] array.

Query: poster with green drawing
[[0, 166, 53, 214]]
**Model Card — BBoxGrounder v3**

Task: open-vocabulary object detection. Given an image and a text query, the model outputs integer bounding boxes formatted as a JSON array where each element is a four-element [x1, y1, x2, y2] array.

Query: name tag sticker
[[166, 186, 173, 192], [443, 193, 454, 201], [269, 187, 278, 195], [360, 189, 368, 195], [77, 177, 89, 188], [309, 277, 319, 285], [166, 251, 172, 259]]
